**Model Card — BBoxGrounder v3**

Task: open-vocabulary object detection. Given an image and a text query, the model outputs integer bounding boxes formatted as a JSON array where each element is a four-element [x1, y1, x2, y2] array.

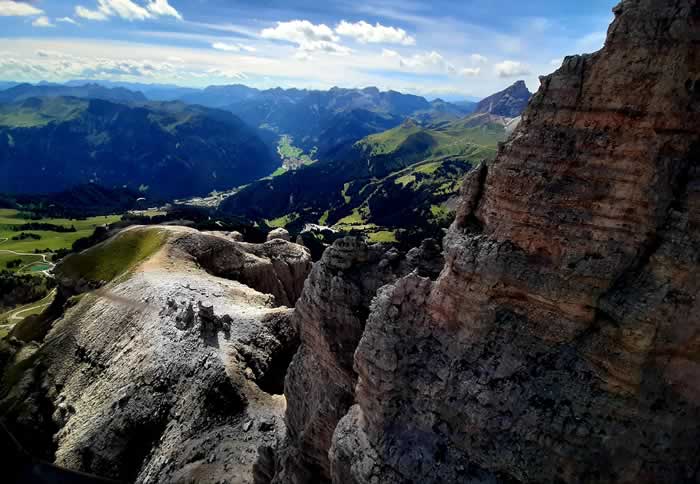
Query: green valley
[[275, 135, 318, 174], [0, 209, 121, 273], [219, 111, 512, 246]]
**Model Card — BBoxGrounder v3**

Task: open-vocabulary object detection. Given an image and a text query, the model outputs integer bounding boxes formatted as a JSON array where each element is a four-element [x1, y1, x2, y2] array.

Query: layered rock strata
[[276, 1, 700, 483]]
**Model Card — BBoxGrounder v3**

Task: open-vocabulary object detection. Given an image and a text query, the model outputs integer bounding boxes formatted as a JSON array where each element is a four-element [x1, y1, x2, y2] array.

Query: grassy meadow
[[0, 209, 121, 272], [58, 227, 167, 284]]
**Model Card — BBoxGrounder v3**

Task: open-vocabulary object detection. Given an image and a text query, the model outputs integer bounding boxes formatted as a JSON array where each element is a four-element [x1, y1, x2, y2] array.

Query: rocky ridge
[[267, 1, 700, 483], [0, 226, 312, 483]]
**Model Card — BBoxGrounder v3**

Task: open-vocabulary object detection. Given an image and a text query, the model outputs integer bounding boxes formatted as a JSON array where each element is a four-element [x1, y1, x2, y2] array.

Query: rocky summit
[[473, 80, 532, 118], [262, 1, 700, 483]]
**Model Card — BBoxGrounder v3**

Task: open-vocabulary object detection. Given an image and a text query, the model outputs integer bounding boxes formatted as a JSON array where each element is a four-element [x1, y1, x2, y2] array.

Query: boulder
[[267, 228, 290, 242]]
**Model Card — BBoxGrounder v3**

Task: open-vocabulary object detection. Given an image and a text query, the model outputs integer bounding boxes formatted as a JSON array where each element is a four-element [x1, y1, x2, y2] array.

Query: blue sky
[[0, 0, 617, 98]]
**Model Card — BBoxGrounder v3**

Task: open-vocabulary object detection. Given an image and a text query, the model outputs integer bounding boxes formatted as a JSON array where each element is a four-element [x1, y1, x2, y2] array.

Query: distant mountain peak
[[474, 80, 532, 118]]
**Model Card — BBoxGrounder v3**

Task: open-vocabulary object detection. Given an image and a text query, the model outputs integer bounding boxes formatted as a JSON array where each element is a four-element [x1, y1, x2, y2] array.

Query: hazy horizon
[[1, 0, 617, 99]]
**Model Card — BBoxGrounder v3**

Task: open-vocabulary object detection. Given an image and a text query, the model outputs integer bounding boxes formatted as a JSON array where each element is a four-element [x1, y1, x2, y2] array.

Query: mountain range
[[0, 80, 531, 204], [184, 85, 475, 159], [0, 82, 147, 104], [0, 81, 488, 164]]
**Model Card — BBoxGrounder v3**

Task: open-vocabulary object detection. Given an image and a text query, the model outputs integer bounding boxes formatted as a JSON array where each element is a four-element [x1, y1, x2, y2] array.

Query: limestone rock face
[[268, 2, 700, 483], [268, 228, 291, 242], [0, 226, 312, 483], [266, 237, 443, 483], [327, 2, 700, 483], [177, 231, 312, 308]]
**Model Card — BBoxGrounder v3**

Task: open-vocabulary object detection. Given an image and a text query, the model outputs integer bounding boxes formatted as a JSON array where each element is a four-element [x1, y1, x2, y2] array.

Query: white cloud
[[261, 20, 338, 44], [205, 67, 247, 80], [0, 0, 42, 16], [470, 54, 488, 64], [460, 67, 480, 77], [335, 20, 415, 46], [211, 42, 255, 53], [294, 51, 312, 62], [212, 42, 240, 52], [0, 36, 504, 98], [298, 40, 351, 56], [146, 0, 181, 20], [0, 49, 191, 81], [32, 16, 54, 28], [76, 0, 182, 22], [391, 50, 455, 74], [57, 17, 79, 25], [382, 49, 399, 58], [494, 60, 530, 78], [100, 0, 151, 21], [261, 19, 350, 55], [75, 5, 109, 21]]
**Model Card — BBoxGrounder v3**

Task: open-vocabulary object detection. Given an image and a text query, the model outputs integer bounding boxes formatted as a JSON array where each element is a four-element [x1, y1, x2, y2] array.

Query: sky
[[0, 0, 618, 99]]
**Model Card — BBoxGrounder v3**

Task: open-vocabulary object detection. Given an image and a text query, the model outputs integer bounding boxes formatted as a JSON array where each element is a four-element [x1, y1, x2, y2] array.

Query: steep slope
[[0, 97, 276, 198], [0, 225, 312, 482], [315, 109, 403, 160], [474, 80, 532, 118], [271, 1, 700, 483]]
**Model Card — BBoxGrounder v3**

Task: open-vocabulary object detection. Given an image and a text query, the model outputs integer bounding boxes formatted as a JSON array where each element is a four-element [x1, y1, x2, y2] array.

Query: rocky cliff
[[0, 226, 312, 483], [270, 1, 700, 483], [265, 238, 442, 483]]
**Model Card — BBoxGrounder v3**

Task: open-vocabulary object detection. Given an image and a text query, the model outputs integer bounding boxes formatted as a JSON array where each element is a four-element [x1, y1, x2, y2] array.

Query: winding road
[[0, 237, 56, 274], [0, 238, 57, 330], [8, 289, 56, 321], [0, 289, 56, 333]]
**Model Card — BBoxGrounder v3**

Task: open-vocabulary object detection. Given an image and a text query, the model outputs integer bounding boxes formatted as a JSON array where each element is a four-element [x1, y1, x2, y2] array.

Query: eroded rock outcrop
[[0, 226, 312, 483], [268, 228, 292, 243], [263, 238, 443, 483], [279, 1, 700, 483], [176, 231, 312, 308]]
